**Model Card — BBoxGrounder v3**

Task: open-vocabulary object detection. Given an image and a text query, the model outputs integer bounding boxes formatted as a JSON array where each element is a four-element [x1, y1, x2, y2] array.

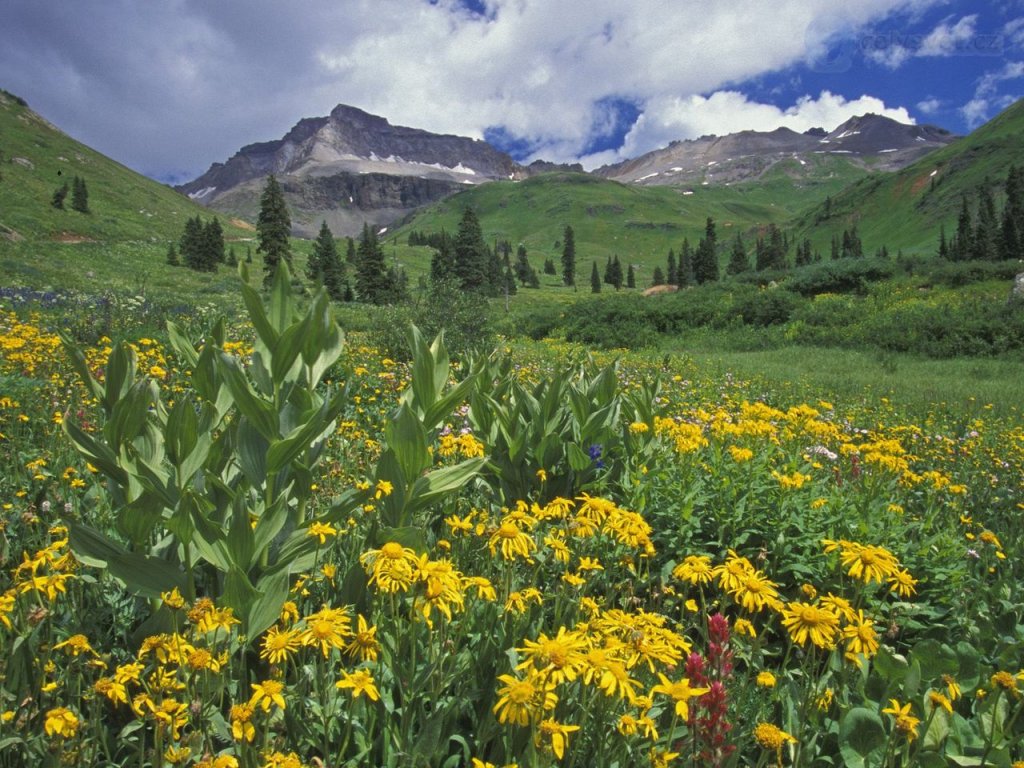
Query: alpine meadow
[[1, 24, 1024, 768]]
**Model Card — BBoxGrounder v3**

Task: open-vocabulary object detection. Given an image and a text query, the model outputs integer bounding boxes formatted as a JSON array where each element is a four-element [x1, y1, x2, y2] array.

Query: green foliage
[[354, 222, 391, 304], [307, 220, 347, 301], [561, 224, 576, 287], [257, 174, 292, 286], [454, 207, 491, 293], [70, 175, 89, 214], [50, 181, 68, 210], [61, 261, 353, 637]]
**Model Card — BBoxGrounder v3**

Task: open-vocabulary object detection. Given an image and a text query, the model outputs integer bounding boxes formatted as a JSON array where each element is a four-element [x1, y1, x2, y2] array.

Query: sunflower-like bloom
[[488, 521, 536, 561], [842, 610, 880, 659], [671, 555, 714, 586], [882, 699, 920, 742], [360, 541, 419, 592], [335, 669, 380, 701], [728, 570, 783, 613], [261, 625, 303, 665], [888, 568, 917, 598], [650, 673, 710, 720], [537, 719, 581, 759], [43, 707, 79, 738], [582, 644, 640, 703], [713, 550, 755, 593], [493, 672, 557, 726], [345, 614, 380, 662], [517, 626, 589, 684], [230, 702, 255, 743], [823, 539, 900, 585], [301, 605, 353, 657], [414, 555, 466, 622], [753, 722, 797, 750], [249, 679, 286, 712], [780, 601, 840, 649]]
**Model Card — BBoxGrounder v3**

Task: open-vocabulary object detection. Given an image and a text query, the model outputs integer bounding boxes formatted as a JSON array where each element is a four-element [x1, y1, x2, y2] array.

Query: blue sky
[[1, 0, 1021, 182]]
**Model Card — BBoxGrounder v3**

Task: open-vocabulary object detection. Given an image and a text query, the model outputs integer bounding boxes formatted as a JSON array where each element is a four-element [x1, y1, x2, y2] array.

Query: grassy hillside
[[387, 164, 865, 283], [795, 98, 1024, 256], [0, 89, 259, 299]]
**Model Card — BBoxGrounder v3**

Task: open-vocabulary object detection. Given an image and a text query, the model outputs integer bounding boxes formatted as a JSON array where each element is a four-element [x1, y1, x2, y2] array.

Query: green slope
[[0, 89, 255, 297], [794, 98, 1024, 256], [389, 165, 864, 281]]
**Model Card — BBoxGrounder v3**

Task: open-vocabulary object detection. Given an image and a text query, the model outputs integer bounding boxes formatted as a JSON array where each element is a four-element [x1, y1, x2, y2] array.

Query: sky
[[2, 0, 1022, 183]]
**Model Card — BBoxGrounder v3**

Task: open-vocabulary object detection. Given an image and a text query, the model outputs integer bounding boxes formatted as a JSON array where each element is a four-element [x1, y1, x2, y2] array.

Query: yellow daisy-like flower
[[360, 541, 419, 592], [250, 679, 286, 712], [301, 605, 353, 657], [779, 601, 840, 649], [671, 554, 714, 585], [53, 633, 96, 657], [493, 672, 557, 726], [260, 625, 303, 665], [518, 626, 589, 685], [306, 522, 338, 544], [43, 707, 79, 738], [888, 569, 917, 598], [335, 668, 380, 701], [230, 702, 255, 743], [833, 540, 900, 585], [756, 671, 777, 688], [928, 690, 953, 714], [841, 610, 880, 658], [650, 673, 710, 720], [753, 722, 797, 750], [345, 614, 380, 662], [942, 674, 962, 701], [713, 550, 755, 593], [882, 699, 920, 742], [489, 521, 536, 561], [537, 719, 580, 759], [728, 569, 783, 613]]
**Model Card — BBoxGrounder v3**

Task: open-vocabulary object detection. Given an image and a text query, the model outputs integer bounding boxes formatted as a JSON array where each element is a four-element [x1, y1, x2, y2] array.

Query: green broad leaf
[[223, 565, 260, 622], [375, 526, 427, 553], [270, 317, 308, 385], [165, 320, 199, 369], [265, 391, 345, 476], [375, 450, 408, 529], [838, 707, 887, 768], [385, 402, 431, 482], [406, 458, 485, 514], [922, 708, 950, 751], [248, 568, 292, 638], [216, 352, 279, 440], [59, 331, 104, 403], [165, 394, 199, 466], [423, 373, 477, 433], [567, 442, 592, 471], [911, 638, 959, 681], [102, 341, 138, 415], [239, 268, 280, 349], [253, 495, 290, 560], [116, 495, 165, 545], [268, 259, 295, 334], [68, 520, 128, 567], [236, 419, 270, 487], [340, 560, 369, 617], [226, 497, 256, 571], [107, 550, 188, 599], [873, 645, 909, 682], [62, 419, 129, 485]]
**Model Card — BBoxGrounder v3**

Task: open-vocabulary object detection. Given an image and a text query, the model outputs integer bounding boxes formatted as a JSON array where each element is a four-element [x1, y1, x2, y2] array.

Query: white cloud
[[580, 90, 915, 169], [961, 59, 1024, 128], [960, 98, 992, 128], [865, 14, 981, 69], [976, 60, 1024, 96], [0, 0, 943, 178], [919, 14, 979, 55], [917, 97, 942, 114]]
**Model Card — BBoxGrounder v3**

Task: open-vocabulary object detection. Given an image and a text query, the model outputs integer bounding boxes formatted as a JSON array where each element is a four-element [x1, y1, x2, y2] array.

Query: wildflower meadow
[[1, 263, 1022, 767]]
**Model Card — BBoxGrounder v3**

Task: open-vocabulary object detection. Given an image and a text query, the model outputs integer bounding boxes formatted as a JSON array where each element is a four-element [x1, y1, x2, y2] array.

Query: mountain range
[[177, 104, 955, 238]]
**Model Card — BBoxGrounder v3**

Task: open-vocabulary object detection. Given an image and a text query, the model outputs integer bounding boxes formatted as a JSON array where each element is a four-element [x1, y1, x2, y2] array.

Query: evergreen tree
[[609, 255, 623, 290], [200, 217, 224, 270], [651, 266, 665, 286], [71, 176, 89, 213], [590, 261, 601, 293], [937, 224, 949, 260], [227, 246, 238, 267], [1001, 165, 1024, 259], [726, 233, 749, 275], [794, 238, 814, 267], [830, 234, 840, 261], [952, 195, 973, 261], [543, 257, 556, 275], [355, 222, 389, 304], [345, 237, 357, 264], [692, 217, 719, 284], [166, 243, 179, 266], [627, 263, 636, 288], [677, 238, 694, 286], [504, 264, 518, 296], [666, 249, 677, 285], [972, 181, 999, 260], [561, 225, 576, 287], [453, 208, 490, 292], [256, 175, 291, 285], [309, 220, 346, 300], [603, 255, 614, 286], [180, 215, 205, 270], [514, 244, 538, 286], [51, 181, 69, 209]]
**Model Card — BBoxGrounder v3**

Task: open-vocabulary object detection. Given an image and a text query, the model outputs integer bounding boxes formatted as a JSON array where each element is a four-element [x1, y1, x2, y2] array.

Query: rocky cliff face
[[176, 104, 536, 237], [594, 114, 956, 187]]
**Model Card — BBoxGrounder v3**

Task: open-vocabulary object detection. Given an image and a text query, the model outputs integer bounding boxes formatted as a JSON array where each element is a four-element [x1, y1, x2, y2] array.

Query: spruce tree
[[666, 249, 677, 286], [972, 181, 999, 260], [830, 234, 840, 261], [651, 266, 665, 286], [515, 244, 534, 285], [453, 208, 490, 292], [543, 258, 556, 275], [256, 175, 291, 285], [952, 195, 973, 261], [309, 220, 346, 300], [1002, 165, 1024, 259], [692, 217, 719, 284], [51, 181, 69, 209], [603, 255, 613, 286], [71, 176, 89, 213], [201, 217, 224, 270], [726, 233, 749, 276], [677, 239, 694, 286], [627, 263, 636, 288], [610, 255, 623, 290], [166, 243, 179, 266], [345, 237, 357, 264], [561, 225, 576, 287], [590, 261, 601, 293], [227, 246, 238, 267], [180, 216, 204, 270], [355, 222, 389, 304], [937, 224, 949, 260]]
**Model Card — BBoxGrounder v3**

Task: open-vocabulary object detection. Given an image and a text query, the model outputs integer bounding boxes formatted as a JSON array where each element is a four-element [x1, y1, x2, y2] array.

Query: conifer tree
[[590, 261, 601, 293], [454, 207, 490, 292], [1002, 165, 1024, 259], [201, 217, 224, 270], [677, 239, 694, 286], [830, 234, 840, 261], [71, 176, 89, 213], [166, 243, 179, 266], [51, 181, 69, 209], [430, 234, 457, 284], [257, 174, 291, 285], [603, 255, 614, 286], [627, 263, 636, 288], [972, 182, 999, 260], [609, 255, 623, 290], [227, 246, 238, 267], [692, 217, 719, 284], [309, 220, 346, 300], [666, 249, 677, 285], [345, 237, 357, 264], [726, 233, 749, 275], [543, 257, 556, 275], [355, 222, 389, 304], [952, 195, 973, 261], [561, 225, 576, 287], [651, 266, 665, 286], [180, 216, 205, 270], [937, 224, 949, 260]]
